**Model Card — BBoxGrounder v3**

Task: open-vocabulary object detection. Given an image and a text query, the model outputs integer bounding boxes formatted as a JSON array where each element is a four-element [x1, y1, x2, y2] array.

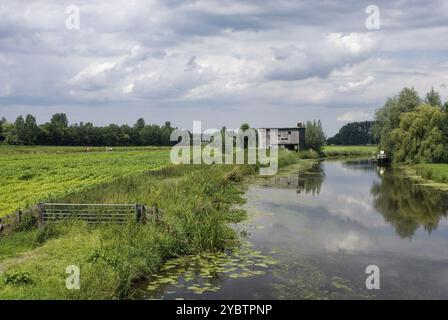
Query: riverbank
[[0, 150, 313, 299], [323, 145, 377, 158], [398, 164, 448, 191], [292, 145, 377, 160]]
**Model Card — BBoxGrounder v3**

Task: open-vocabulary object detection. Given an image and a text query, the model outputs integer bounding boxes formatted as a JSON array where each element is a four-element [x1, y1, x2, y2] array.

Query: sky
[[0, 0, 448, 136]]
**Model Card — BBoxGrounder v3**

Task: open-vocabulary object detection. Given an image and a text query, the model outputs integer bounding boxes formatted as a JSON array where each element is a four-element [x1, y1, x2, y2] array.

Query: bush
[[223, 167, 243, 184], [4, 272, 33, 286], [297, 149, 321, 159]]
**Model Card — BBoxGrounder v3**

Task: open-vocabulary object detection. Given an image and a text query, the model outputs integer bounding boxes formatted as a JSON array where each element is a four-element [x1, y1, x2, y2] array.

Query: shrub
[[223, 167, 243, 184], [4, 272, 33, 286]]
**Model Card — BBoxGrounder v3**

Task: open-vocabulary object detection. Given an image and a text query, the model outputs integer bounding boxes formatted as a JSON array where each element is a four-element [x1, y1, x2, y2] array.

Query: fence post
[[37, 203, 44, 228], [135, 204, 142, 223], [154, 205, 160, 224], [141, 205, 147, 224]]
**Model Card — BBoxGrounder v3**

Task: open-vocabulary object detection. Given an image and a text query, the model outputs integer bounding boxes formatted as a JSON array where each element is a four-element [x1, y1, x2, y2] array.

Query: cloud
[[338, 75, 374, 92], [0, 0, 447, 136], [264, 33, 377, 81], [336, 111, 371, 122]]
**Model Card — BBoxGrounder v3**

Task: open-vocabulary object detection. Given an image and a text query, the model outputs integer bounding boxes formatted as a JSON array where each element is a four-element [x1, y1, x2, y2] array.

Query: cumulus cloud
[[336, 111, 371, 122], [264, 33, 377, 81], [338, 75, 374, 92]]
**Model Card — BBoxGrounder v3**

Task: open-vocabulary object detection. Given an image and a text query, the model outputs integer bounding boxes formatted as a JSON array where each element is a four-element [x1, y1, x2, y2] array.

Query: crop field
[[0, 147, 171, 217], [0, 145, 169, 155]]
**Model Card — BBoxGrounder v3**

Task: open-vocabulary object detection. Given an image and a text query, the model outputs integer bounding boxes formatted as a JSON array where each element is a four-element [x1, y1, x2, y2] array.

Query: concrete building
[[258, 123, 306, 151]]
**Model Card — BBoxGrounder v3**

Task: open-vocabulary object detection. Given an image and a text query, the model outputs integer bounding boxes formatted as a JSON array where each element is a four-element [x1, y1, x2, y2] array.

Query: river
[[139, 159, 448, 299]]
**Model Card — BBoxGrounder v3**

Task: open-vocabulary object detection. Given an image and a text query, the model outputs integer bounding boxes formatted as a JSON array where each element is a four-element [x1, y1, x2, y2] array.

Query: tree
[[327, 121, 378, 145], [119, 125, 133, 146], [12, 116, 26, 145], [425, 87, 442, 108], [0, 113, 178, 147], [2, 121, 15, 144], [48, 113, 69, 145], [161, 121, 175, 145], [102, 124, 121, 146], [305, 120, 326, 150], [390, 104, 448, 163], [239, 123, 251, 149], [443, 101, 448, 113], [140, 125, 161, 146], [134, 118, 146, 131], [4, 114, 40, 145], [23, 114, 39, 145], [373, 87, 421, 154], [0, 117, 6, 143]]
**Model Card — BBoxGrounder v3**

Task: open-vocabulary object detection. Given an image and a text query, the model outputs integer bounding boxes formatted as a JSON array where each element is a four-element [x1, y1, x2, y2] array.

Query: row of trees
[[0, 113, 176, 146], [0, 113, 328, 151], [327, 121, 378, 145], [373, 87, 448, 163]]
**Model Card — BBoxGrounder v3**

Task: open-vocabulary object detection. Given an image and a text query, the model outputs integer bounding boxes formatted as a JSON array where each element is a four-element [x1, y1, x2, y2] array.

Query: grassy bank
[[414, 164, 448, 183], [398, 164, 448, 191], [323, 145, 377, 157], [0, 149, 309, 299]]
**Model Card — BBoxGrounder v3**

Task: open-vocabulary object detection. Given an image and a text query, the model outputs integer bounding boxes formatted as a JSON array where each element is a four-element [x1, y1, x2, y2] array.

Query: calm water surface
[[142, 159, 448, 299]]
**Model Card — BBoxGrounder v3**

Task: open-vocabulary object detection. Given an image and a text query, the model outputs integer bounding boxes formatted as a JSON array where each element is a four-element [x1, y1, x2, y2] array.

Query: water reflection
[[371, 171, 448, 238], [295, 160, 448, 239], [269, 162, 325, 195], [341, 159, 377, 172]]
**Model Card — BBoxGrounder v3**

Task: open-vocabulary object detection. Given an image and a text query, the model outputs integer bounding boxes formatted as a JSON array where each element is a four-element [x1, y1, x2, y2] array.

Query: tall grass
[[415, 164, 448, 184], [323, 145, 377, 157]]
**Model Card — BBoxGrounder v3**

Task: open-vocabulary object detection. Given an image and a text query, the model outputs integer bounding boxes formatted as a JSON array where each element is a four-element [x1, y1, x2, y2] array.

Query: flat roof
[[258, 127, 304, 130]]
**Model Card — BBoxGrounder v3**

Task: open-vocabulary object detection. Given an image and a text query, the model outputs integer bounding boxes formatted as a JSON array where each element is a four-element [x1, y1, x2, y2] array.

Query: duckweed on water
[[145, 247, 278, 297], [270, 253, 373, 300]]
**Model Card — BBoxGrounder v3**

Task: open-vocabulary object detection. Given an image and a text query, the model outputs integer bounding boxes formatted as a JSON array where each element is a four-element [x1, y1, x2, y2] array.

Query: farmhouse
[[258, 123, 306, 151]]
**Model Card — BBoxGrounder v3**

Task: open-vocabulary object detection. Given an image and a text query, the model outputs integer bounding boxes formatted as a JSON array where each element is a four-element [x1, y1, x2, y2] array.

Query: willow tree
[[373, 87, 421, 154], [391, 104, 448, 163]]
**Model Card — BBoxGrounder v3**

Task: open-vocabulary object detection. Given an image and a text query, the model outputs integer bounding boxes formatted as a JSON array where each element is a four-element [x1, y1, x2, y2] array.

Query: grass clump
[[3, 272, 33, 286]]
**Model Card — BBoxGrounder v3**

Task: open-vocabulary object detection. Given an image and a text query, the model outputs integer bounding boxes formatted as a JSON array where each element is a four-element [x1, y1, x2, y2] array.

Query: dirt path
[[0, 250, 40, 274]]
